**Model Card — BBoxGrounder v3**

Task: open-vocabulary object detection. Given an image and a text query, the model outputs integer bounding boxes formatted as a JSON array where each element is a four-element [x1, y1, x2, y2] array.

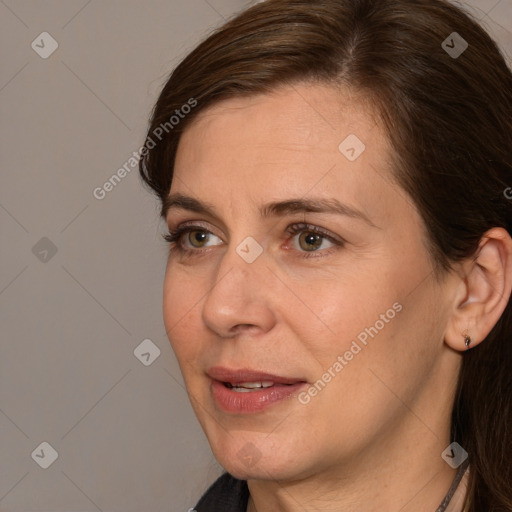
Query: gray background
[[0, 1, 511, 511]]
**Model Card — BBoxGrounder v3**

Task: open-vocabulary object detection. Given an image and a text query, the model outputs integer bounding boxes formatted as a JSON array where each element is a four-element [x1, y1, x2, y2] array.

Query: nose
[[201, 240, 277, 338]]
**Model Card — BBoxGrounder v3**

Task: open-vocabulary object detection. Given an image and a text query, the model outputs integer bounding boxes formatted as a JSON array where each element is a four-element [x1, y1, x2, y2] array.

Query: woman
[[139, 0, 512, 510]]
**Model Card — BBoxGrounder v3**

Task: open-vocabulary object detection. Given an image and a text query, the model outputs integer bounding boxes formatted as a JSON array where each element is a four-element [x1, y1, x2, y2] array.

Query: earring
[[464, 333, 471, 348]]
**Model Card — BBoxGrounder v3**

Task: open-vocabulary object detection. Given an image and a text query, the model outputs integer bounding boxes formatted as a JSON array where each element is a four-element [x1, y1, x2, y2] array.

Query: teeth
[[232, 387, 258, 393], [230, 381, 275, 390]]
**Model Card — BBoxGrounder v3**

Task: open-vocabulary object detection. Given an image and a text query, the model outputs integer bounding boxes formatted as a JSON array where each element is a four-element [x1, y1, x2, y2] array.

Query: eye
[[285, 223, 342, 258], [163, 222, 344, 259], [163, 225, 222, 251], [288, 226, 334, 252]]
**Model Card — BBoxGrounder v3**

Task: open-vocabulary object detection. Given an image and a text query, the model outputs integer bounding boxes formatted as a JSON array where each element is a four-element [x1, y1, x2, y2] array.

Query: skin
[[162, 82, 512, 512]]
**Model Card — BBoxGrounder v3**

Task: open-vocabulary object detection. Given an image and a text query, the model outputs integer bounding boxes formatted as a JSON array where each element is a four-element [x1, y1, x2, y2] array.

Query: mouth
[[222, 381, 287, 392], [207, 366, 308, 413], [207, 366, 307, 386]]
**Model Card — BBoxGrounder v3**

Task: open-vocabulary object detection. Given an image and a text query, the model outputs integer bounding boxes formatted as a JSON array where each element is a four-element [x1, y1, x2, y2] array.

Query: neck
[[245, 417, 465, 512], [247, 463, 461, 512]]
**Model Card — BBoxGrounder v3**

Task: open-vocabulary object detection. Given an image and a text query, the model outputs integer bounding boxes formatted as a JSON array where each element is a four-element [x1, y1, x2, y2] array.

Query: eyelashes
[[163, 222, 345, 259]]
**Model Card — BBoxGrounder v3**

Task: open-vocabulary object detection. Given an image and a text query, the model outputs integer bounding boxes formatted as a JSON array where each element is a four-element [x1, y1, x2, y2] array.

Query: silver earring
[[464, 333, 471, 348]]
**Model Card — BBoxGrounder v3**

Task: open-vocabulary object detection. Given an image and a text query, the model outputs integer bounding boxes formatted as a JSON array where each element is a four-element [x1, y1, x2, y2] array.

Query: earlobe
[[444, 227, 512, 352], [463, 331, 471, 349]]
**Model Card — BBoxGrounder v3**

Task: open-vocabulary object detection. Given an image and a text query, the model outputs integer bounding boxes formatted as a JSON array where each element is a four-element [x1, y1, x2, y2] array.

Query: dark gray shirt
[[193, 473, 249, 511]]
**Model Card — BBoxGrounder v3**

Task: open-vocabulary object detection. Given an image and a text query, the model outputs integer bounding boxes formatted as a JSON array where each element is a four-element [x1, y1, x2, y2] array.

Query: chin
[[220, 458, 297, 482], [210, 435, 311, 482]]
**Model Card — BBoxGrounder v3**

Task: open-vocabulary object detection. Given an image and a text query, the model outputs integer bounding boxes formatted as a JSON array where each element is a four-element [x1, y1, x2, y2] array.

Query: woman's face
[[163, 83, 459, 481]]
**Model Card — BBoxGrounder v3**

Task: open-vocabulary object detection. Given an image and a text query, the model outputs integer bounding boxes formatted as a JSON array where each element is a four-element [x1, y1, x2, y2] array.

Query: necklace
[[435, 459, 470, 512]]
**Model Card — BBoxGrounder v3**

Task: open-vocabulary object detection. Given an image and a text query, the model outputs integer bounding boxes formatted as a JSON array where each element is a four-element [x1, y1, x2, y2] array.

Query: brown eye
[[285, 223, 342, 259], [297, 232, 324, 251], [164, 225, 223, 254], [187, 230, 209, 248]]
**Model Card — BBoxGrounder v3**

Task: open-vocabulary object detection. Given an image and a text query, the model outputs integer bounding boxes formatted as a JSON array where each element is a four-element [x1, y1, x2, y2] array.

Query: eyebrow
[[162, 193, 378, 228]]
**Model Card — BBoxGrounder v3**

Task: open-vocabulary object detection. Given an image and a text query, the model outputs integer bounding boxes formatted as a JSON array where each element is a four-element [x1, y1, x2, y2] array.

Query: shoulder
[[192, 472, 249, 512]]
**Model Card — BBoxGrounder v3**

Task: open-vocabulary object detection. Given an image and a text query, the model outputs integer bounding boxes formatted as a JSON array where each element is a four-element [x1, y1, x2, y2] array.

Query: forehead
[[173, 83, 387, 185]]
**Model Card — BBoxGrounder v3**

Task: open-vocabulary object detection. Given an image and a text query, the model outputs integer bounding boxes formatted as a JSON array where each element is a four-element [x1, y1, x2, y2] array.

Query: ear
[[444, 227, 512, 351]]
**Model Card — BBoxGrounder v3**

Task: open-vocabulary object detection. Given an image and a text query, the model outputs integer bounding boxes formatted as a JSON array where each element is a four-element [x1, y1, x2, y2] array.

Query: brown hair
[[139, 0, 512, 509]]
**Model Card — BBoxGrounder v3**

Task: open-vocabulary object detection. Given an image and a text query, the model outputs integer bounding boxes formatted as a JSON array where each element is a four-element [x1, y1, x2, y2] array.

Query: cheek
[[163, 259, 208, 322], [290, 269, 400, 355], [297, 260, 433, 402], [315, 278, 443, 425], [162, 264, 204, 364]]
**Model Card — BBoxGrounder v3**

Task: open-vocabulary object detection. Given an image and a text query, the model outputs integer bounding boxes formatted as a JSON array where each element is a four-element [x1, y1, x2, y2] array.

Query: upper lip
[[207, 366, 307, 385]]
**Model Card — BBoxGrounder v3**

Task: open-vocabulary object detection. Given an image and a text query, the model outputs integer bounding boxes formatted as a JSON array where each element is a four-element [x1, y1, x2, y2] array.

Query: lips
[[207, 366, 308, 413], [207, 366, 307, 386]]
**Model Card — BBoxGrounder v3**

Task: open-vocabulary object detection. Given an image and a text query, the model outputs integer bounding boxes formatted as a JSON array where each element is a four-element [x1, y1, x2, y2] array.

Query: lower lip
[[211, 379, 308, 414]]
